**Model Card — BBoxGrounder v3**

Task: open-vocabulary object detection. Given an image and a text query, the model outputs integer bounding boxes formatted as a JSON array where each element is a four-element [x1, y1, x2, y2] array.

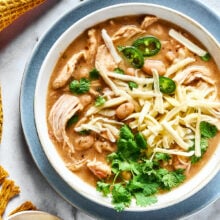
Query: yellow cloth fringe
[[0, 0, 45, 31], [9, 201, 37, 216], [0, 166, 8, 185], [0, 87, 3, 143], [0, 179, 20, 216]]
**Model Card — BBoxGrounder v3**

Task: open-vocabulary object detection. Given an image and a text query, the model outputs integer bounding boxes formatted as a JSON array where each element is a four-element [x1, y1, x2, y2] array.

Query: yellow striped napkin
[[0, 0, 45, 31]]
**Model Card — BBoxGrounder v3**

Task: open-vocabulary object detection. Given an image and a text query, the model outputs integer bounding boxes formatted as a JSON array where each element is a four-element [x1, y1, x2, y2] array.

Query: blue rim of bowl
[[20, 0, 220, 219]]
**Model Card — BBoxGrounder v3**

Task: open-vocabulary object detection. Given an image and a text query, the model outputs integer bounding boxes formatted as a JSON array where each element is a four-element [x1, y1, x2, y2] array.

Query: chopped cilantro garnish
[[190, 121, 218, 163], [135, 193, 157, 207], [114, 67, 125, 74], [154, 152, 171, 162], [200, 121, 218, 138], [135, 132, 147, 149], [89, 68, 100, 80], [96, 181, 111, 196], [97, 125, 186, 211], [119, 124, 134, 140], [128, 81, 138, 90], [161, 169, 185, 190], [190, 137, 209, 164], [200, 53, 211, 61], [95, 96, 106, 107], [78, 129, 90, 135], [112, 183, 132, 212], [66, 115, 79, 128], [69, 78, 90, 94]]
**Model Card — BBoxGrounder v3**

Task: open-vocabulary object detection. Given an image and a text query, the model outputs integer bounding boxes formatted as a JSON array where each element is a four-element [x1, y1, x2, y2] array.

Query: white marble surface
[[0, 0, 219, 219]]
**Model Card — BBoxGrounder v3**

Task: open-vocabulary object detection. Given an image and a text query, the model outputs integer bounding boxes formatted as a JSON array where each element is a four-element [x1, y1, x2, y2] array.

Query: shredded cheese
[[154, 147, 195, 157], [95, 60, 119, 95], [194, 109, 201, 157], [169, 29, 208, 57], [107, 71, 154, 84], [101, 29, 122, 64], [86, 96, 127, 116], [152, 69, 164, 114], [138, 102, 150, 128], [161, 121, 190, 150], [165, 57, 195, 77]]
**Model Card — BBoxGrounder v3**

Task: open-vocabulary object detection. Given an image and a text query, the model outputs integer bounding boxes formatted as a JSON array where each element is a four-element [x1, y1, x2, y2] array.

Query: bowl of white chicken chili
[[34, 3, 220, 211]]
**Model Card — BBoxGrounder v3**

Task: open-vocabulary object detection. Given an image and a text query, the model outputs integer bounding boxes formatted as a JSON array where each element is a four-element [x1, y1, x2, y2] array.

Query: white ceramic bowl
[[34, 3, 220, 211], [6, 211, 61, 220]]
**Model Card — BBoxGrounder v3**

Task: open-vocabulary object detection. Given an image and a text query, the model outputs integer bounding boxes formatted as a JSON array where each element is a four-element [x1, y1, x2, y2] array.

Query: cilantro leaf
[[142, 183, 159, 196], [78, 129, 91, 135], [128, 81, 138, 90], [135, 132, 147, 149], [135, 193, 157, 207], [154, 153, 171, 162], [119, 125, 134, 140], [142, 159, 154, 172], [189, 121, 218, 164], [69, 78, 90, 94], [200, 121, 218, 138], [95, 96, 106, 107], [66, 115, 79, 128], [117, 138, 128, 152], [190, 137, 209, 164], [128, 176, 159, 196], [161, 169, 185, 190], [112, 183, 132, 211], [127, 175, 145, 191], [89, 68, 100, 80], [114, 67, 125, 74], [200, 52, 211, 61], [107, 152, 119, 162], [96, 181, 110, 196]]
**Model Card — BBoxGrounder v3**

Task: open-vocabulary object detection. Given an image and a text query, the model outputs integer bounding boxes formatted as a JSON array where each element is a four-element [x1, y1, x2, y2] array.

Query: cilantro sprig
[[66, 115, 79, 128], [190, 121, 218, 164], [95, 96, 106, 107], [96, 124, 186, 211], [89, 68, 100, 80], [69, 78, 90, 94], [128, 81, 138, 90]]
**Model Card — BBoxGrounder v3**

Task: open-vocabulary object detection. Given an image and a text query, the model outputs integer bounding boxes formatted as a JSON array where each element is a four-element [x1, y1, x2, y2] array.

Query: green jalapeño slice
[[159, 76, 176, 94], [118, 46, 144, 69], [133, 36, 161, 57]]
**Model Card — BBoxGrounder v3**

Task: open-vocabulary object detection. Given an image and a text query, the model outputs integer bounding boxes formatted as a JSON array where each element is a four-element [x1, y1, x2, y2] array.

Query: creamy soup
[[47, 15, 220, 210]]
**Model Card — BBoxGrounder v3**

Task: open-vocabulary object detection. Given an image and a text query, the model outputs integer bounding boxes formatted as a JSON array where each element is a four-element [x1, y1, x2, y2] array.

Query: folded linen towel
[[0, 0, 45, 31]]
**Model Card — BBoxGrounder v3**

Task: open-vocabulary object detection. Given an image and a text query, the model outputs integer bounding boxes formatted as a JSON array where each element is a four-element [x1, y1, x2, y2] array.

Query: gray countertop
[[0, 0, 219, 219]]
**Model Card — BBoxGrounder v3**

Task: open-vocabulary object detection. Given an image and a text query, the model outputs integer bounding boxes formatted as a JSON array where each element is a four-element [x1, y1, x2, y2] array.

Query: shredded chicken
[[95, 45, 119, 94], [173, 65, 214, 85], [53, 50, 86, 89], [140, 16, 159, 29], [87, 159, 111, 179], [173, 155, 191, 172], [184, 72, 215, 85], [96, 45, 117, 72], [142, 59, 166, 76], [95, 45, 135, 104], [112, 25, 145, 42], [165, 57, 195, 77], [87, 29, 99, 64], [66, 158, 87, 171], [94, 141, 115, 153], [101, 29, 122, 64], [48, 94, 82, 153]]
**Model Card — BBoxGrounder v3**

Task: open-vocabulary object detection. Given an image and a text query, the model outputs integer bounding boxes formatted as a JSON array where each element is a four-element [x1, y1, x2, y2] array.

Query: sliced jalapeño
[[118, 46, 144, 69], [133, 36, 161, 57], [159, 76, 176, 94]]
